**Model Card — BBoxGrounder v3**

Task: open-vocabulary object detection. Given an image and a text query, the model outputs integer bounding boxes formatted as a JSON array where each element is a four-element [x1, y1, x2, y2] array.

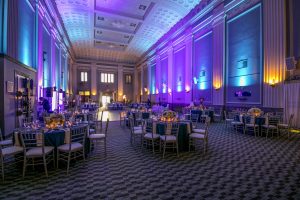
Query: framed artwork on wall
[[6, 81, 14, 93]]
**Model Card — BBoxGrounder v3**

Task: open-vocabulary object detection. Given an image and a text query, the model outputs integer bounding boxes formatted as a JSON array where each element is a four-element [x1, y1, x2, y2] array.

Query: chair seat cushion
[[134, 126, 142, 130], [160, 135, 176, 141], [89, 134, 105, 139], [232, 121, 243, 125], [245, 124, 258, 127], [278, 123, 288, 128], [89, 128, 95, 132], [1, 146, 23, 156], [144, 133, 160, 139], [262, 125, 277, 129], [190, 133, 205, 139], [0, 139, 13, 146], [193, 129, 205, 134], [26, 146, 54, 157], [133, 129, 143, 135], [58, 142, 83, 152]]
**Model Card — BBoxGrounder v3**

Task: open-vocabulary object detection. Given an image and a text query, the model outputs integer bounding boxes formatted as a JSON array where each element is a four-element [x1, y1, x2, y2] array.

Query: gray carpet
[[1, 121, 300, 200]]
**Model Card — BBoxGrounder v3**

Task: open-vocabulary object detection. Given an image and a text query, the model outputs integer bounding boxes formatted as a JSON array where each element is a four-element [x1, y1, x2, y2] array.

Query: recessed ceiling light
[[139, 5, 147, 10]]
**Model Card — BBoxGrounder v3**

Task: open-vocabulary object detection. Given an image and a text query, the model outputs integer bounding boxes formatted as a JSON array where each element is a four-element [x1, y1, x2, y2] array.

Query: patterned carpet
[[1, 121, 300, 200]]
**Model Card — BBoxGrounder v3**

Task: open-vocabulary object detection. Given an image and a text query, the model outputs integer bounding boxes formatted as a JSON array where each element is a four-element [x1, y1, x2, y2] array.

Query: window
[[101, 73, 114, 83], [81, 72, 88, 82], [125, 75, 132, 84]]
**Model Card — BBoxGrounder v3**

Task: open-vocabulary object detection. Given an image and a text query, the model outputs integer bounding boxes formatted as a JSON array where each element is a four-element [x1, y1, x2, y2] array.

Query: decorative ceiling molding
[[43, 0, 76, 60], [54, 0, 202, 64]]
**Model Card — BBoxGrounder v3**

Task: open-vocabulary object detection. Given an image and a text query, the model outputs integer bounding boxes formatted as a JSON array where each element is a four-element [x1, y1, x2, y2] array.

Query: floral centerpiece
[[247, 107, 262, 117], [45, 114, 65, 129], [160, 111, 178, 122]]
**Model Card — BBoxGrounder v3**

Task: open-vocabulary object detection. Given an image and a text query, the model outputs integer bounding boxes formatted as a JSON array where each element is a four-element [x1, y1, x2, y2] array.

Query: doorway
[[101, 95, 111, 107]]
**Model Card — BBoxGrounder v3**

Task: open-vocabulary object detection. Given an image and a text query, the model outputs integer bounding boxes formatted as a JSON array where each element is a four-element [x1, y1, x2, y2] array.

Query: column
[[212, 4, 225, 105], [141, 64, 144, 102], [155, 55, 161, 103], [167, 45, 173, 104], [91, 63, 97, 101], [263, 0, 285, 108], [133, 66, 138, 102], [37, 4, 44, 98], [51, 29, 56, 88], [72, 64, 77, 96], [184, 31, 193, 104], [118, 65, 124, 101]]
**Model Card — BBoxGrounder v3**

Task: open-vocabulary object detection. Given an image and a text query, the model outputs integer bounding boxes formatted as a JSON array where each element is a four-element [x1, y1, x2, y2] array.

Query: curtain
[[284, 82, 300, 128]]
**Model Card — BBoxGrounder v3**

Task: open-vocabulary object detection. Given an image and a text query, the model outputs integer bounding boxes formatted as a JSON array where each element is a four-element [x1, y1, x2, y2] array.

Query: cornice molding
[[42, 0, 76, 61]]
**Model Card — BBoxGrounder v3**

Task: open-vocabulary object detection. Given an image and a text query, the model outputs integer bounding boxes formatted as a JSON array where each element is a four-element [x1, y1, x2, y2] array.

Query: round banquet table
[[156, 122, 190, 152], [44, 129, 66, 147], [234, 115, 266, 135]]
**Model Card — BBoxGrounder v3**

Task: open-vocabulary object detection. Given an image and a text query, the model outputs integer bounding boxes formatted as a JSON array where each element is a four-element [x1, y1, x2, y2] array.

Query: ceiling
[[55, 0, 202, 64]]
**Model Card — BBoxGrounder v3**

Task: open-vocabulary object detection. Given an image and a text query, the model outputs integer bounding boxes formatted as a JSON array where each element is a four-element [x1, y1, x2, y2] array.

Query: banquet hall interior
[[0, 0, 300, 199]]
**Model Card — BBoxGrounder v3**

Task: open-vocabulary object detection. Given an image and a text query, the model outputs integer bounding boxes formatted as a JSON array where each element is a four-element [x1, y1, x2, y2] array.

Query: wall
[[77, 68, 91, 92], [137, 0, 286, 110], [0, 0, 74, 136], [71, 60, 135, 104], [292, 0, 300, 59], [17, 0, 35, 68], [226, 4, 262, 105], [193, 31, 213, 104], [173, 45, 186, 104], [1, 57, 36, 135], [123, 73, 134, 102]]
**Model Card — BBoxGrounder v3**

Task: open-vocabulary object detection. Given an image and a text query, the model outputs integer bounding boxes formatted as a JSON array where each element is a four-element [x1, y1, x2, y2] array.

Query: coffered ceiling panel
[[55, 0, 202, 64]]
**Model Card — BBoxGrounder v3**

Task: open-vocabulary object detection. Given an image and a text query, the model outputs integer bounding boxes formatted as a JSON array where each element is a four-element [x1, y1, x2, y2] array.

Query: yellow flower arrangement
[[247, 107, 262, 117], [161, 111, 178, 122], [45, 114, 65, 129]]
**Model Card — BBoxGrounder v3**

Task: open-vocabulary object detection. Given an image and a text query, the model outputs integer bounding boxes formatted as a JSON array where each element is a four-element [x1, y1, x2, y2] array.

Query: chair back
[[165, 122, 179, 136], [145, 119, 153, 133], [88, 113, 95, 122], [20, 130, 45, 152], [191, 114, 199, 123], [245, 115, 255, 124], [100, 111, 104, 122], [286, 114, 294, 128], [203, 117, 211, 137], [70, 125, 87, 146], [19, 116, 33, 128], [268, 116, 280, 126], [129, 116, 135, 133], [104, 118, 109, 135]]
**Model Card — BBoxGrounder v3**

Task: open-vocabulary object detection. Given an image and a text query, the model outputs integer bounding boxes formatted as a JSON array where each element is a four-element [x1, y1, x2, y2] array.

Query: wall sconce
[[144, 87, 148, 92], [269, 79, 276, 87], [193, 77, 198, 84], [214, 87, 220, 91], [185, 86, 190, 93], [168, 88, 172, 95]]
